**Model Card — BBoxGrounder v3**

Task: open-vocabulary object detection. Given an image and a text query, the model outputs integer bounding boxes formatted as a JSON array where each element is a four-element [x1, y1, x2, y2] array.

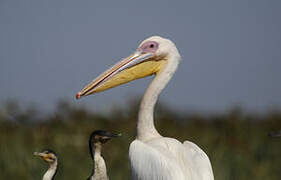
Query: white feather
[[42, 162, 57, 180], [129, 137, 213, 180]]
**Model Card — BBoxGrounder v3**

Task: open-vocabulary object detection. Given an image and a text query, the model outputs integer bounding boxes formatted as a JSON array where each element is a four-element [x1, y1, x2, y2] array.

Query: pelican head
[[76, 36, 180, 98], [34, 149, 57, 164]]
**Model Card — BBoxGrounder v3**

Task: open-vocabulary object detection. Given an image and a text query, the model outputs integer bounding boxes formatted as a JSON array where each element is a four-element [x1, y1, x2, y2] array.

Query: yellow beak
[[76, 51, 166, 99], [34, 152, 49, 161]]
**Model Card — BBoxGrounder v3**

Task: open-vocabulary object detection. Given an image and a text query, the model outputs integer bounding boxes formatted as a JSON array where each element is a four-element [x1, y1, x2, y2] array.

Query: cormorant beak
[[100, 132, 122, 143], [105, 132, 122, 138], [34, 152, 46, 157], [269, 131, 281, 138]]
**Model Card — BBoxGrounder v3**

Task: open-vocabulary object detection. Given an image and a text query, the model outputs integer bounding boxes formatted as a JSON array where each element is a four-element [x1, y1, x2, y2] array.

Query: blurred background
[[0, 0, 280, 179]]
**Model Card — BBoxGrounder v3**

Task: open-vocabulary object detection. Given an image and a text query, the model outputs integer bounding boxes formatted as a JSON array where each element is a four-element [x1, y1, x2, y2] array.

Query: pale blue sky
[[1, 0, 281, 113]]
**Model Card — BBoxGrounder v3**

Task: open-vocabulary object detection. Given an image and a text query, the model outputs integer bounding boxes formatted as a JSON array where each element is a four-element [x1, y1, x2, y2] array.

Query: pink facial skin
[[139, 41, 159, 54]]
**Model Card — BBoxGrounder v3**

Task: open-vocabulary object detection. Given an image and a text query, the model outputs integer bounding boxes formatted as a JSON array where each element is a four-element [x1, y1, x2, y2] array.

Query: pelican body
[[77, 36, 214, 180], [87, 130, 121, 180], [34, 149, 58, 180]]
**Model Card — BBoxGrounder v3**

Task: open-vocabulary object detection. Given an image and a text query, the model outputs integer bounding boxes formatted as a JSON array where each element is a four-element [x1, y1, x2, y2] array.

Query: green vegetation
[[0, 100, 280, 180]]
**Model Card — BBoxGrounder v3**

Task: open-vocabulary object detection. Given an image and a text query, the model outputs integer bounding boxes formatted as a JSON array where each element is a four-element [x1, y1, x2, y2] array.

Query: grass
[[0, 100, 280, 180]]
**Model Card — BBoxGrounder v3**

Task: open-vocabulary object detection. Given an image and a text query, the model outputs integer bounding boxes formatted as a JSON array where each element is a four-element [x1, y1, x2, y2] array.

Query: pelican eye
[[140, 41, 158, 53]]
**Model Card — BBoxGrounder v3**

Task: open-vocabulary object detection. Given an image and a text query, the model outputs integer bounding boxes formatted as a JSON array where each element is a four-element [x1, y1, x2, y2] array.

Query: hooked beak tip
[[111, 133, 122, 138], [76, 93, 81, 100]]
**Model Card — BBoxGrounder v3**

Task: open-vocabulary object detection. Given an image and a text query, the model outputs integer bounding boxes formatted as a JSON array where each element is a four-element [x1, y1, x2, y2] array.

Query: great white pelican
[[76, 36, 214, 180]]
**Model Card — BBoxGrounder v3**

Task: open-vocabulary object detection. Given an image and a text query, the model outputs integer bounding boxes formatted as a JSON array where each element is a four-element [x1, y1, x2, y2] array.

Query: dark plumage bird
[[34, 149, 58, 180], [87, 130, 121, 180]]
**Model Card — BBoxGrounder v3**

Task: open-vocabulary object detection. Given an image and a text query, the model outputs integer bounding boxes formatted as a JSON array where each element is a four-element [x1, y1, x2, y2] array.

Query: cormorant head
[[90, 130, 122, 145], [34, 149, 58, 164], [89, 130, 121, 160]]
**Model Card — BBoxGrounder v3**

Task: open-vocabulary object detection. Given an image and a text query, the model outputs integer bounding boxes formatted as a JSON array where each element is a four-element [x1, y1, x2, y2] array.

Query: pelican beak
[[76, 51, 166, 99]]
